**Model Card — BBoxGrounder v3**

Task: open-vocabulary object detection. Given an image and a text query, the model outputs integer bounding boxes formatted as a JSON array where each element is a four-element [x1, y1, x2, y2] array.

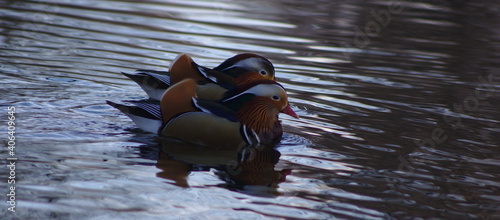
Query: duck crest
[[221, 79, 279, 101], [214, 53, 273, 73], [232, 72, 269, 85]]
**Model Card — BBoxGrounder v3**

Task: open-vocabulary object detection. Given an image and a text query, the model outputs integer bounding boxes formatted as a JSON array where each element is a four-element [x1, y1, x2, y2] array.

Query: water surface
[[1, 0, 499, 219]]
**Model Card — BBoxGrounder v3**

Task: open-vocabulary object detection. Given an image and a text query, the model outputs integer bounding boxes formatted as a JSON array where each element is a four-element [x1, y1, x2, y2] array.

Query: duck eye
[[271, 95, 280, 101], [260, 70, 267, 76]]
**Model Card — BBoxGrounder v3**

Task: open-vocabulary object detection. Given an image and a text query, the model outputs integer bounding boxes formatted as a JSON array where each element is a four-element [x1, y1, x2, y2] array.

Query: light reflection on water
[[1, 0, 500, 219]]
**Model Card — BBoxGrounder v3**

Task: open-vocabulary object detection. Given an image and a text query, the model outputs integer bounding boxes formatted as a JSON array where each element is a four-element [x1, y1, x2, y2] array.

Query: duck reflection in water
[[155, 139, 292, 196]]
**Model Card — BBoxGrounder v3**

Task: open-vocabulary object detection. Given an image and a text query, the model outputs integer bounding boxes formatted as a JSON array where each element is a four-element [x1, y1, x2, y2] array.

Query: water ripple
[[2, 0, 500, 219]]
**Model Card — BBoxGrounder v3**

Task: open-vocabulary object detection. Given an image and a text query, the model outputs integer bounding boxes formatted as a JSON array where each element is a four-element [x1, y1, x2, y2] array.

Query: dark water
[[1, 0, 500, 219]]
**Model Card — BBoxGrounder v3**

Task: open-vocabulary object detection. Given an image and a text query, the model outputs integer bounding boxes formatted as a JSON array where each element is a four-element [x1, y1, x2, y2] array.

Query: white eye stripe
[[223, 84, 286, 102]]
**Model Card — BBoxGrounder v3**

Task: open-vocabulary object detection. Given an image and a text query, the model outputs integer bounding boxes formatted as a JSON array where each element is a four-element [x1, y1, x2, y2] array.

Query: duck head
[[169, 53, 275, 91], [222, 80, 298, 143], [213, 53, 276, 85]]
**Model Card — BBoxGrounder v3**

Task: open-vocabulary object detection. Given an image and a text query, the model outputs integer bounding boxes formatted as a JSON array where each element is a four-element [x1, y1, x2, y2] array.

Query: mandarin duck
[[122, 53, 275, 101], [107, 78, 298, 148]]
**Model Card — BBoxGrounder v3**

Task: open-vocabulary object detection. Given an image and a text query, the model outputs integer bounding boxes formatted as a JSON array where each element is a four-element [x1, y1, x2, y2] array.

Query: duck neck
[[236, 98, 282, 142]]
